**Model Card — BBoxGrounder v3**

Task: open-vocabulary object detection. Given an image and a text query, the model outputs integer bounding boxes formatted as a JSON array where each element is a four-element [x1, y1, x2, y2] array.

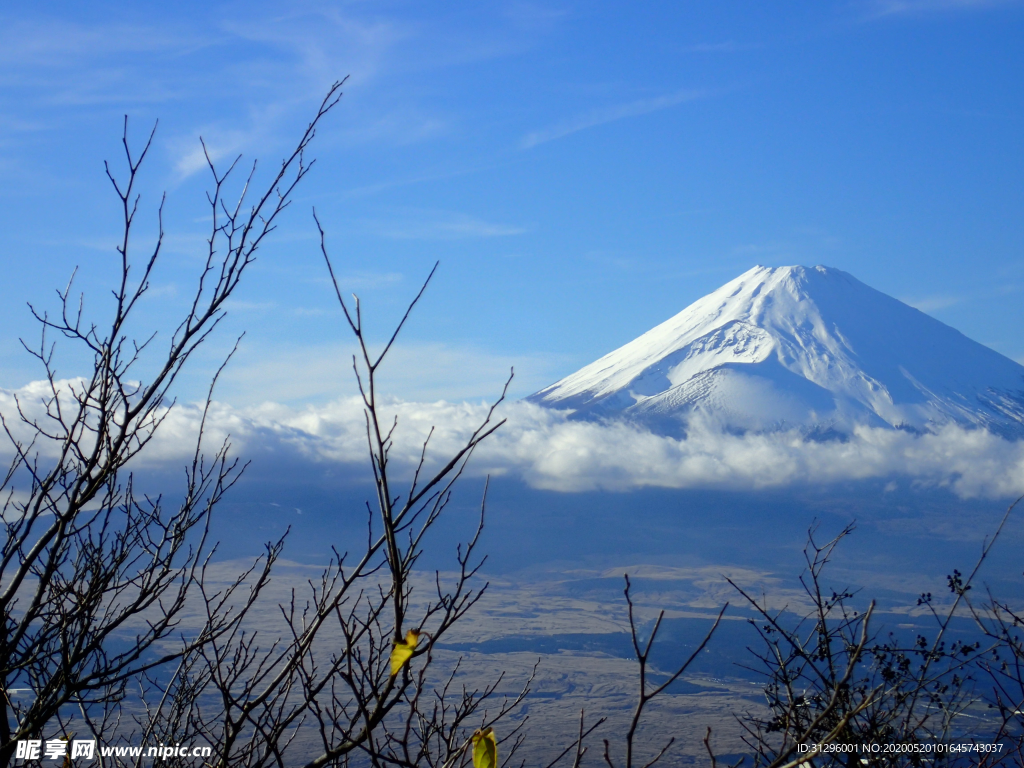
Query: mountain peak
[[529, 265, 1024, 437]]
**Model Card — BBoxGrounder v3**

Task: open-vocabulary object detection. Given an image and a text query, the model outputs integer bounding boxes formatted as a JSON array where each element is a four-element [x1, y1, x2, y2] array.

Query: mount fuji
[[529, 265, 1024, 438]]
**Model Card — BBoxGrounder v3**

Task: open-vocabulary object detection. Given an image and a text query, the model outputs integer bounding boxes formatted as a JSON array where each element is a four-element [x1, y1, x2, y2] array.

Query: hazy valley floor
[[81, 473, 1024, 763]]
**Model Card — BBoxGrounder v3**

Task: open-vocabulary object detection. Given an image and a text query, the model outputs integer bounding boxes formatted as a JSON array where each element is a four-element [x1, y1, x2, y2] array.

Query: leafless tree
[[601, 575, 725, 768], [72, 213, 535, 768], [952, 496, 1024, 767], [0, 81, 345, 766], [973, 589, 1024, 768], [723, 522, 998, 768]]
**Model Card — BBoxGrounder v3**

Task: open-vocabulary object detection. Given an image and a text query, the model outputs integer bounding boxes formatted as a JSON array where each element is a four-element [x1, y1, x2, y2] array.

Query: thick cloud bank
[[4, 379, 1024, 498]]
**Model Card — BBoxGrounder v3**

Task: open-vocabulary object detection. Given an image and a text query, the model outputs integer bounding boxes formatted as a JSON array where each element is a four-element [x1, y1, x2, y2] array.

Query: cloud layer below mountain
[[4, 379, 1024, 499]]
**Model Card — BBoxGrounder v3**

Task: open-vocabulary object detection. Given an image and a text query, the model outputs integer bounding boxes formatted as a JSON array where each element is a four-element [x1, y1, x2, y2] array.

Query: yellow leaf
[[62, 734, 75, 768], [389, 629, 420, 677], [472, 727, 497, 768]]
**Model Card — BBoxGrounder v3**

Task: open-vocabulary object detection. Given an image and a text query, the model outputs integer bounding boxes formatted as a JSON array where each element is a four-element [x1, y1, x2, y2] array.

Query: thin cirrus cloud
[[0, 17, 214, 111], [867, 0, 1019, 15], [900, 294, 966, 313], [0, 18, 205, 67], [169, 99, 292, 181], [5, 381, 1024, 499], [520, 89, 707, 149], [682, 41, 757, 53], [368, 211, 527, 240]]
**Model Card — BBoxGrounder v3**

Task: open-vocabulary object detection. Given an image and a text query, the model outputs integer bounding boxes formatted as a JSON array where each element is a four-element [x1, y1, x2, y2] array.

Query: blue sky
[[1, 0, 1023, 407]]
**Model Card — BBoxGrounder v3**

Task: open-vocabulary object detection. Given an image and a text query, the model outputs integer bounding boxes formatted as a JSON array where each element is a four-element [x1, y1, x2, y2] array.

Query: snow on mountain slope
[[528, 266, 1024, 437]]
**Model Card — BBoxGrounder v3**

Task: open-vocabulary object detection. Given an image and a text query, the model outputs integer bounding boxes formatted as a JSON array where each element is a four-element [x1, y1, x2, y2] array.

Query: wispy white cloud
[[0, 17, 212, 108], [681, 41, 755, 53], [367, 211, 527, 240], [0, 7, 457, 168], [173, 137, 242, 181], [222, 10, 414, 88], [0, 1, 565, 181], [502, 2, 570, 30], [520, 89, 706, 149], [0, 114, 48, 133], [866, 0, 1019, 16], [5, 382, 1024, 499], [221, 300, 278, 312], [901, 294, 965, 313], [0, 18, 208, 67], [339, 163, 503, 200], [169, 98, 293, 180], [325, 271, 404, 291], [335, 107, 451, 147]]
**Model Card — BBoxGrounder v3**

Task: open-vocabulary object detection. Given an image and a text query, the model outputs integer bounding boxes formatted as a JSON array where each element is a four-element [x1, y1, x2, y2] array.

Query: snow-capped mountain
[[529, 265, 1024, 437]]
